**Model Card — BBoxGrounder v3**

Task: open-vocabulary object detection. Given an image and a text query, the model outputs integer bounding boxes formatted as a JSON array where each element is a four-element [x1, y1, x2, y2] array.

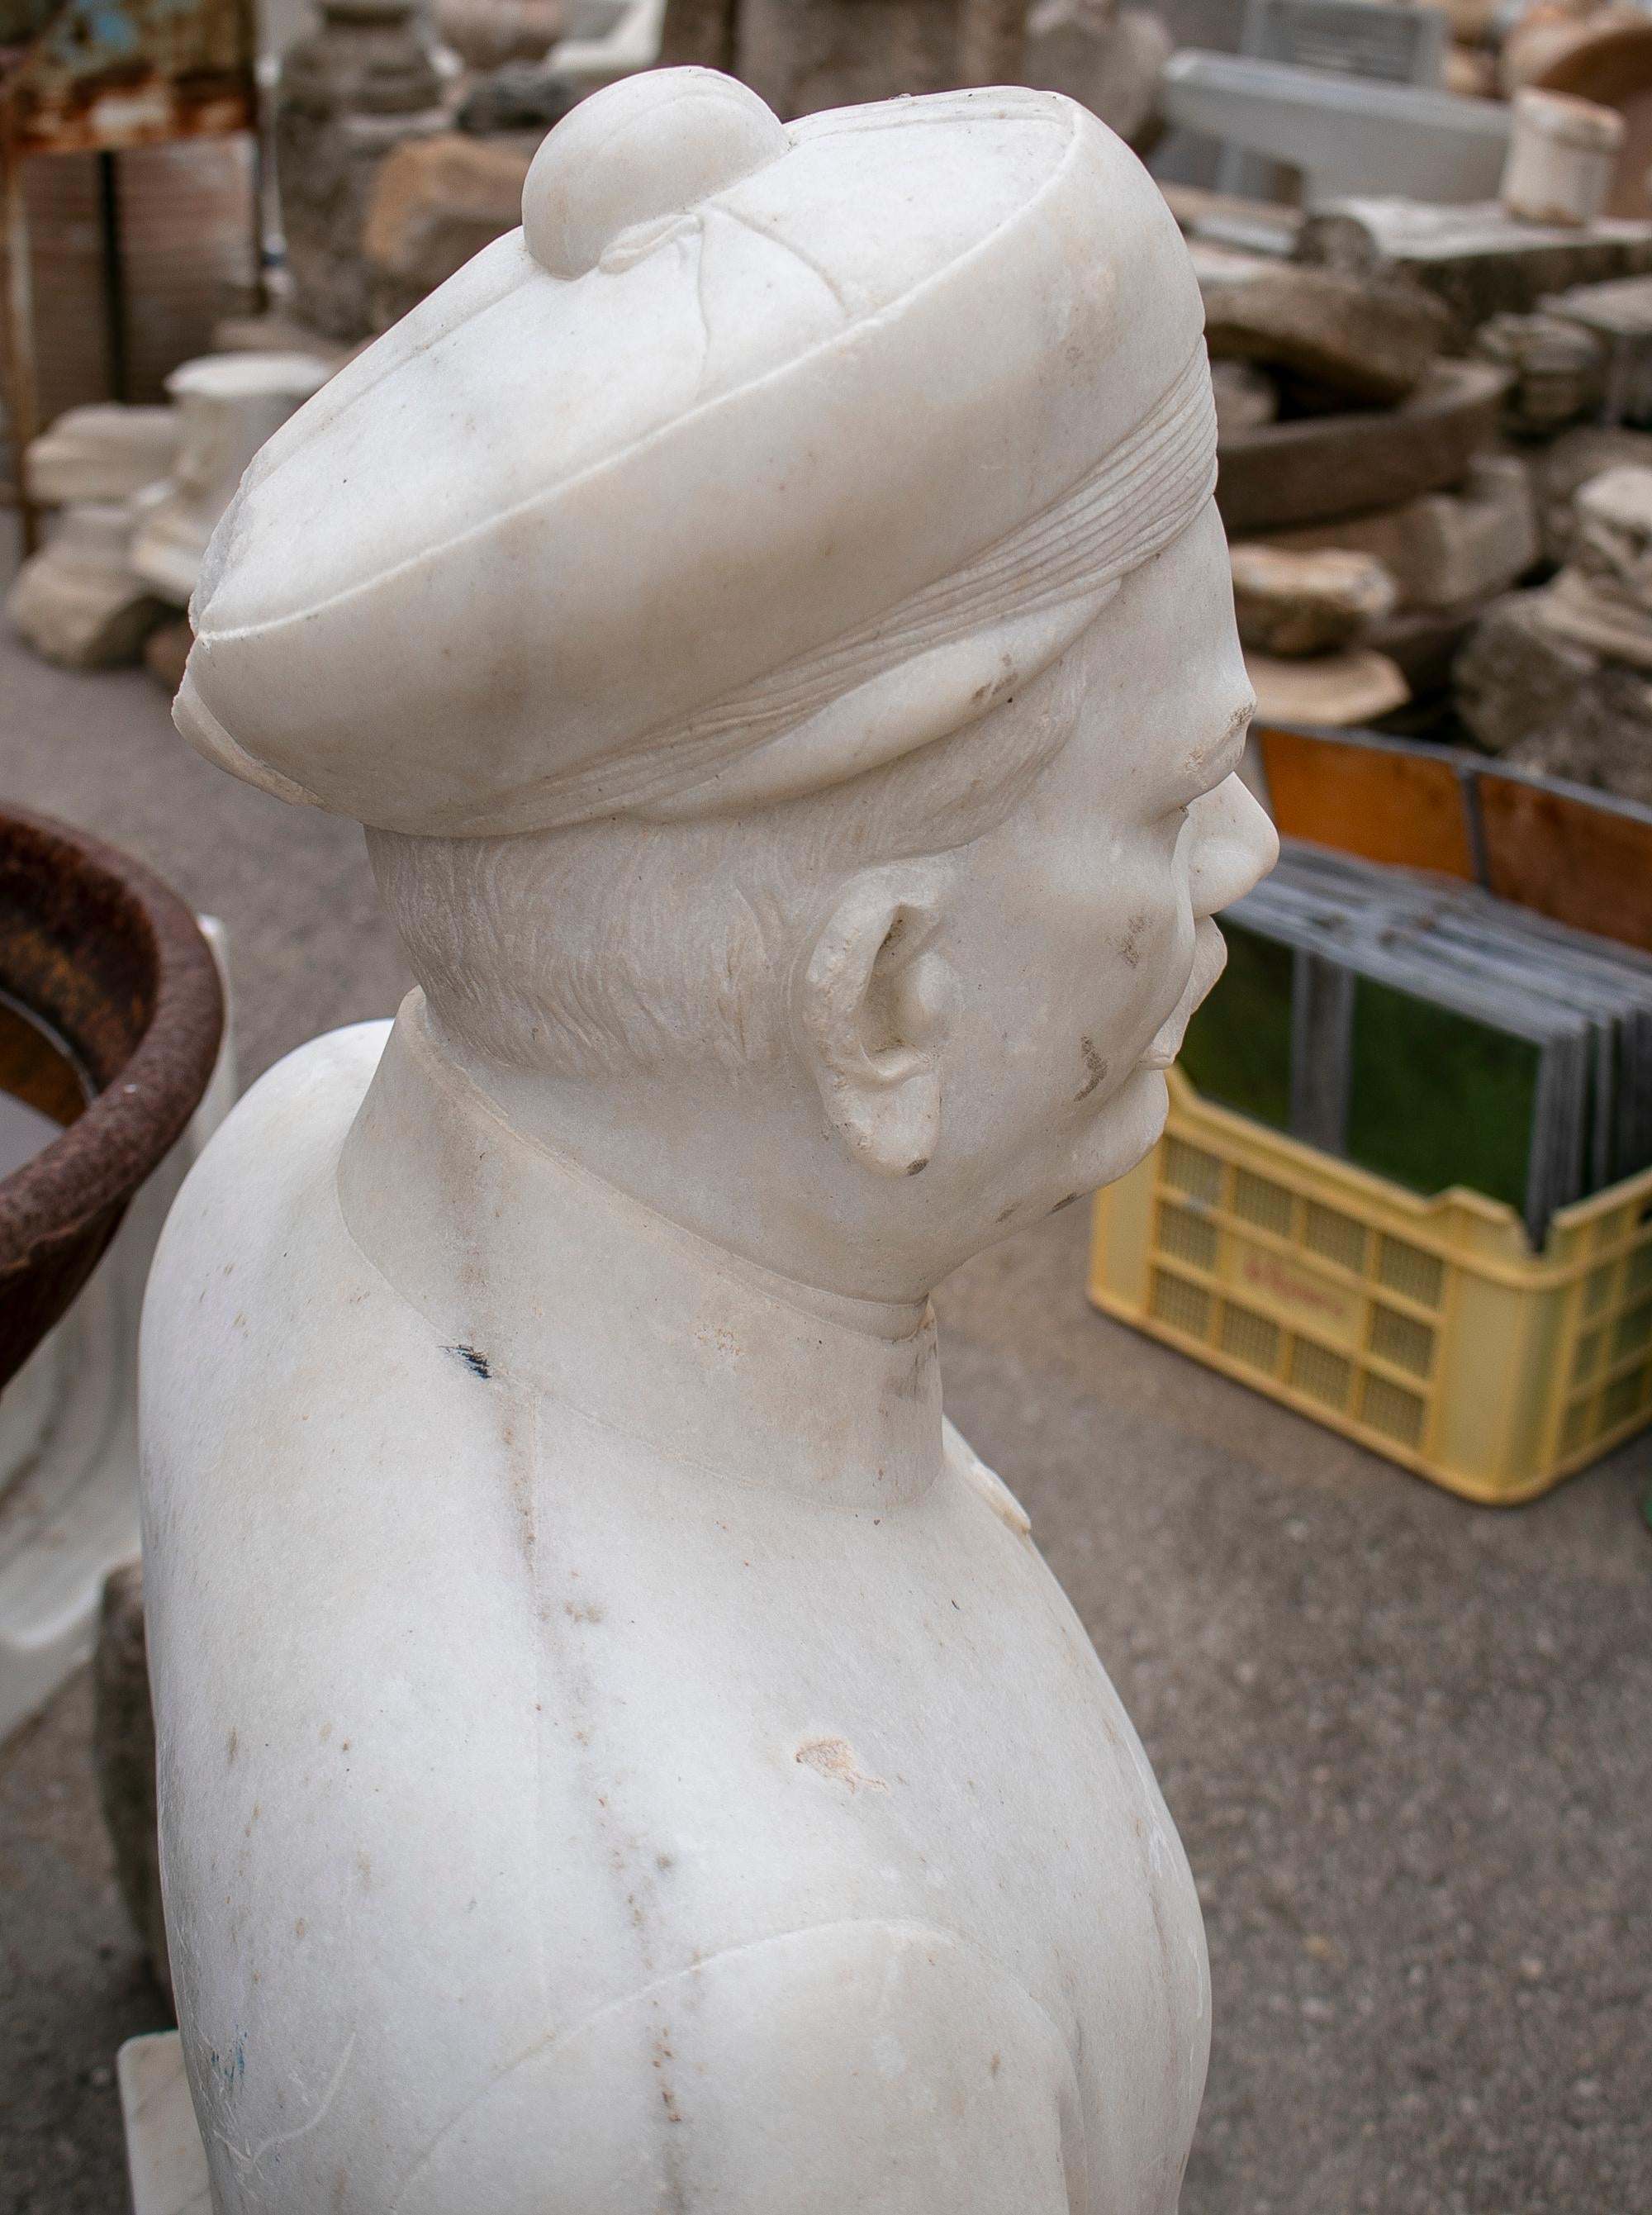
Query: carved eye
[[521, 67, 789, 281]]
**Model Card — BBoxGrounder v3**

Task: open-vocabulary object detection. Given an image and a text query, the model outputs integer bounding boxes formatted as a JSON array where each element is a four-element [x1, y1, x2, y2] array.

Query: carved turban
[[176, 68, 1215, 837]]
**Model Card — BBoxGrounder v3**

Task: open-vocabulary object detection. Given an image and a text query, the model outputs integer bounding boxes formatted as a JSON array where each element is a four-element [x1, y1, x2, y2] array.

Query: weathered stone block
[[1536, 421, 1652, 562], [1229, 544, 1397, 658], [5, 505, 167, 670], [1254, 455, 1540, 614], [1199, 254, 1450, 406], [363, 132, 537, 330], [1299, 195, 1652, 343], [1542, 270, 1652, 422], [23, 405, 178, 507], [1246, 644, 1409, 727], [1537, 463, 1652, 667], [1474, 308, 1605, 435], [1456, 587, 1652, 801]]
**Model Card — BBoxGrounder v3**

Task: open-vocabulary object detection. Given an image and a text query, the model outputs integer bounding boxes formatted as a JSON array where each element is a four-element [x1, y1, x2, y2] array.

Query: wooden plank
[[1257, 724, 1478, 878], [1477, 765, 1652, 953]]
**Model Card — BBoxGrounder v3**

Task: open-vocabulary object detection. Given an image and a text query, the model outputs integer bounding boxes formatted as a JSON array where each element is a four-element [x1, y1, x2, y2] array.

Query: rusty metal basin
[[0, 806, 223, 1389]]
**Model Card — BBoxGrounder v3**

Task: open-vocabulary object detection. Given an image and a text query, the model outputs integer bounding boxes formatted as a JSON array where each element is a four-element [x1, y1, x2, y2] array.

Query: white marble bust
[[143, 67, 1275, 2213]]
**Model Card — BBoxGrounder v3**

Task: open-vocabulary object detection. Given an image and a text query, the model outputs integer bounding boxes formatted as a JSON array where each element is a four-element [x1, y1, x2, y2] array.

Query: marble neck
[[335, 996, 942, 1511]]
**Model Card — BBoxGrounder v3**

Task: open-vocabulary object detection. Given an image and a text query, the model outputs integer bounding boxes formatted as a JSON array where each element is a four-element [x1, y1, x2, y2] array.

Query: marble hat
[[176, 69, 1215, 837]]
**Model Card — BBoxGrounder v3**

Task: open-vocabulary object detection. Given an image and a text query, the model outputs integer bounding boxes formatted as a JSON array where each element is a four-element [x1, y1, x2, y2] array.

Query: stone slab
[[1160, 51, 1510, 205], [1216, 358, 1508, 535], [1563, 458, 1652, 625], [1251, 454, 1540, 614], [1300, 194, 1652, 342], [1200, 257, 1450, 406], [23, 406, 178, 507], [1246, 643, 1409, 726], [118, 2032, 210, 2215], [1451, 582, 1652, 806], [1457, 589, 1652, 806], [1229, 543, 1396, 657]]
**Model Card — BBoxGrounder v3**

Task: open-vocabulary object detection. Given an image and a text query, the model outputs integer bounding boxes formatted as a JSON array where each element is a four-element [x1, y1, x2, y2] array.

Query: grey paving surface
[[1, 567, 1648, 2213]]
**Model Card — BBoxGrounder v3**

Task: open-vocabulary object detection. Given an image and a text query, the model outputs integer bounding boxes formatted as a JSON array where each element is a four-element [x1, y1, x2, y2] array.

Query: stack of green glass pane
[[1180, 842, 1652, 1246]]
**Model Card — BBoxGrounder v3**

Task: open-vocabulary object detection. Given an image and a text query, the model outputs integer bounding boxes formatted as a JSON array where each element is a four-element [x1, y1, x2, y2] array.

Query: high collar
[[335, 996, 942, 1512]]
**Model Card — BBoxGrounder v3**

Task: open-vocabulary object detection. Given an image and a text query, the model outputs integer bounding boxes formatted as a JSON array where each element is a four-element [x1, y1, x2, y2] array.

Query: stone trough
[[1214, 357, 1510, 535]]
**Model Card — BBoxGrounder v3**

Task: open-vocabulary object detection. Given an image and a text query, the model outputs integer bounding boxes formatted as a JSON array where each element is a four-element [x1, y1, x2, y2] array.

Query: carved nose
[[1188, 773, 1278, 920]]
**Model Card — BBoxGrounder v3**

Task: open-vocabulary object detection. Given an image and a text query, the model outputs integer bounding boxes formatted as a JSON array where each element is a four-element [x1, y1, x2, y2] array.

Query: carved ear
[[795, 864, 957, 1179]]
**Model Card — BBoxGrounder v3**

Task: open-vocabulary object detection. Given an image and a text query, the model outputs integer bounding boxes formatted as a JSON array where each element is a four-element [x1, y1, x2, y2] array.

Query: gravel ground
[[1, 561, 1647, 2213]]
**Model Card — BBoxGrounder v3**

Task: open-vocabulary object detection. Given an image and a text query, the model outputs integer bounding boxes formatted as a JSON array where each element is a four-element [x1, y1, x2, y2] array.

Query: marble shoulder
[[392, 1918, 1084, 2215], [143, 1019, 392, 1351]]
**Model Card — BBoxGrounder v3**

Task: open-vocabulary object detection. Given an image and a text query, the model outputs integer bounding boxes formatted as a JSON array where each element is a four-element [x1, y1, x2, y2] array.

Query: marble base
[[118, 2032, 211, 2215], [129, 355, 333, 611]]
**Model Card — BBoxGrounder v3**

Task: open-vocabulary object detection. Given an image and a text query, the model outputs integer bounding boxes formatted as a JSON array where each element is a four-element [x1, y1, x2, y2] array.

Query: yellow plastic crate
[[1088, 1067, 1652, 1504]]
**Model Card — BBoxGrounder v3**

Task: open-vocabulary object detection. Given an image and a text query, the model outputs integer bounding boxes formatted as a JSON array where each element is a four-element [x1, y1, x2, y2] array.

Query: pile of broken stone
[[1186, 182, 1652, 802]]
